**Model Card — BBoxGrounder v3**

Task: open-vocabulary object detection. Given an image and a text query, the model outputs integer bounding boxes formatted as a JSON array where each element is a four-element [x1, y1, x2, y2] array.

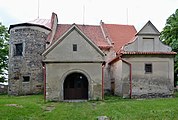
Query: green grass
[[0, 94, 178, 120]]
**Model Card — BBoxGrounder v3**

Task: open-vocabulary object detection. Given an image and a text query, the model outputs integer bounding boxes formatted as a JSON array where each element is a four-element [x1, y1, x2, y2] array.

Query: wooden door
[[64, 73, 88, 100]]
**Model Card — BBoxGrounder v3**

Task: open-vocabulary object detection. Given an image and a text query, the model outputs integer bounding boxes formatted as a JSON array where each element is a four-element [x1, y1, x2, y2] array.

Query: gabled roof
[[136, 21, 160, 35], [48, 23, 136, 52], [51, 24, 111, 49], [42, 24, 105, 57], [101, 23, 137, 52], [118, 20, 176, 56]]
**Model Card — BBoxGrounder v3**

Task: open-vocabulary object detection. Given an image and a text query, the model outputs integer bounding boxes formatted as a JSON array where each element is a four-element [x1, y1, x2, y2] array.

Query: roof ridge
[[101, 23, 114, 45], [104, 23, 134, 26], [57, 23, 100, 27], [100, 22, 113, 46]]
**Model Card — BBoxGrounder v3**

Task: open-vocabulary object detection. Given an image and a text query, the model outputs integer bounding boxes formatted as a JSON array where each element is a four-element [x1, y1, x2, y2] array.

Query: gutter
[[42, 63, 46, 101], [102, 62, 106, 100]]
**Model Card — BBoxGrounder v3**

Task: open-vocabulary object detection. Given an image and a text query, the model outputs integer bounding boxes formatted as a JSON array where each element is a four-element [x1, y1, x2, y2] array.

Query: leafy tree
[[160, 9, 178, 86], [0, 23, 9, 83]]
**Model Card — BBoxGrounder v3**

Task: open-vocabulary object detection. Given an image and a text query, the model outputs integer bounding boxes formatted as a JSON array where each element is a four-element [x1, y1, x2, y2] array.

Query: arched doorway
[[64, 72, 88, 100]]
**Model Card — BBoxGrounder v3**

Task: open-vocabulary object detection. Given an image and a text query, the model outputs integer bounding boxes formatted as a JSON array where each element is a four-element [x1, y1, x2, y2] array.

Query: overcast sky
[[0, 0, 178, 31]]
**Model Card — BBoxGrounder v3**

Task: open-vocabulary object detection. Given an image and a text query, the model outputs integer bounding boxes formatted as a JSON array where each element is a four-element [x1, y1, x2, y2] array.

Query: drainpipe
[[43, 62, 46, 101], [102, 62, 106, 100], [120, 58, 132, 98]]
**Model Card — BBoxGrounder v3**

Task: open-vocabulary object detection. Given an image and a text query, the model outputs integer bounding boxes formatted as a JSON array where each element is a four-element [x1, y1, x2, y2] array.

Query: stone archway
[[64, 72, 88, 100]]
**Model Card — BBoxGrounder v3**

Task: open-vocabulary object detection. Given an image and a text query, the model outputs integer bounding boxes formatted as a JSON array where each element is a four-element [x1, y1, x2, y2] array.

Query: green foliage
[[160, 9, 178, 84], [0, 23, 9, 82], [0, 95, 178, 120]]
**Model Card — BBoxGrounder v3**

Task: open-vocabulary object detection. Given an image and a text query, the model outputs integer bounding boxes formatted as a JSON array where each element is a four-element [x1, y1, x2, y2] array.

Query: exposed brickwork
[[8, 27, 48, 95]]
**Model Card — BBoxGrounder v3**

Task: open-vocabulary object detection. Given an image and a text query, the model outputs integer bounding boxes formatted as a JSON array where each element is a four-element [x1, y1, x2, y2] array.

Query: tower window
[[145, 64, 152, 73], [23, 76, 30, 82], [15, 43, 23, 56], [73, 44, 77, 51]]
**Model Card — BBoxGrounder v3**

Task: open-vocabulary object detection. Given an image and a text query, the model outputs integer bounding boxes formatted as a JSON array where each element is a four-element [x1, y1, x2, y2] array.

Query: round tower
[[8, 22, 50, 95]]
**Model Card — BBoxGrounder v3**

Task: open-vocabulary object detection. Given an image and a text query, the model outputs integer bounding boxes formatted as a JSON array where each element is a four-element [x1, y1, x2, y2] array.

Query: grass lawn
[[0, 93, 178, 120]]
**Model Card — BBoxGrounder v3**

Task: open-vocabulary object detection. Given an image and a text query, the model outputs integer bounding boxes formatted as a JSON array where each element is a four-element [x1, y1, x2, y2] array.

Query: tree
[[160, 9, 178, 86], [0, 23, 9, 83]]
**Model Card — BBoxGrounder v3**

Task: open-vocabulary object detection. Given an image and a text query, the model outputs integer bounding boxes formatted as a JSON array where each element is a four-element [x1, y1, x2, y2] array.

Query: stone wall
[[131, 76, 173, 98], [8, 26, 49, 95], [0, 84, 8, 94]]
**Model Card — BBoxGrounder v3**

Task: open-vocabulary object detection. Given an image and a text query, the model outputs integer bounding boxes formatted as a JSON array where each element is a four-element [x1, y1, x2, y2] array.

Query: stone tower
[[8, 22, 50, 95]]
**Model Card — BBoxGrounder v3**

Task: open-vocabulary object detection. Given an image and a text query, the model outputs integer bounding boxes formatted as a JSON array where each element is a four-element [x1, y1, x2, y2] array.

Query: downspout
[[42, 62, 46, 101], [102, 62, 106, 100], [120, 58, 132, 98]]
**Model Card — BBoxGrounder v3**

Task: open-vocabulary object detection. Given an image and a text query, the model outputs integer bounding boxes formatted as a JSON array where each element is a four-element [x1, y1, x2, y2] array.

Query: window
[[145, 64, 152, 73], [143, 37, 154, 39], [73, 44, 77, 51], [15, 43, 23, 56], [23, 76, 30, 82]]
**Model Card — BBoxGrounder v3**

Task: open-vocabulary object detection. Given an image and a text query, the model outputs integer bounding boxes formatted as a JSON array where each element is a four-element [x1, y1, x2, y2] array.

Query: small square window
[[23, 76, 30, 82], [15, 43, 23, 56], [73, 44, 77, 51], [145, 64, 152, 73]]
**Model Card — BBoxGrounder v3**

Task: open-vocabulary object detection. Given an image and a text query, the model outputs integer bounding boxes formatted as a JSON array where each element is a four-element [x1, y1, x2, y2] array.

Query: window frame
[[14, 43, 23, 56], [145, 63, 152, 74], [23, 76, 30, 82], [73, 44, 77, 51]]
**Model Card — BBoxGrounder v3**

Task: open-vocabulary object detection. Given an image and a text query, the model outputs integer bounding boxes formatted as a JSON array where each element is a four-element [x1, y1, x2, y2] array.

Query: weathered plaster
[[45, 63, 103, 101]]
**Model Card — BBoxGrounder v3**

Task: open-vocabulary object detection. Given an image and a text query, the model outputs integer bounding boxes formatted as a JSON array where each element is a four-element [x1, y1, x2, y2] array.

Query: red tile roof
[[109, 51, 177, 65], [10, 12, 176, 57], [121, 51, 177, 55], [101, 23, 137, 52], [52, 24, 111, 48], [53, 24, 72, 41]]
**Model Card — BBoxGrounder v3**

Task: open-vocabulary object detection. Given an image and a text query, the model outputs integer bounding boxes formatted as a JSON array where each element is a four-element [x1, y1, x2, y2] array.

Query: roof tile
[[121, 51, 177, 55], [53, 24, 110, 47], [101, 23, 137, 52]]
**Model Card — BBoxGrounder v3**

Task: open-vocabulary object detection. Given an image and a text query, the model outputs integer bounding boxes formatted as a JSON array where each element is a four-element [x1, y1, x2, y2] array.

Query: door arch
[[64, 72, 88, 100]]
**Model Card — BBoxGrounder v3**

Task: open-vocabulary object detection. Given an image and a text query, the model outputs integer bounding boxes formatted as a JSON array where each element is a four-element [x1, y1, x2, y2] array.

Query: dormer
[[123, 21, 172, 52]]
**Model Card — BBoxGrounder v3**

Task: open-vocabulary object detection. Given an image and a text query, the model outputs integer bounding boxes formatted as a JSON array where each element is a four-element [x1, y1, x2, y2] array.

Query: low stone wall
[[0, 84, 8, 94], [132, 93, 173, 99], [131, 76, 174, 99]]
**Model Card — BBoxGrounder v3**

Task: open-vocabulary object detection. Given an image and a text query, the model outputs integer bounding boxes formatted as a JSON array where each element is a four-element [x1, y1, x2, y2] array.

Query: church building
[[8, 13, 176, 101]]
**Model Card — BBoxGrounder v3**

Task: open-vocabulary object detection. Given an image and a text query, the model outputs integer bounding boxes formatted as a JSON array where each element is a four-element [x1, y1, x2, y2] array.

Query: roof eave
[[121, 52, 177, 55], [8, 23, 51, 33]]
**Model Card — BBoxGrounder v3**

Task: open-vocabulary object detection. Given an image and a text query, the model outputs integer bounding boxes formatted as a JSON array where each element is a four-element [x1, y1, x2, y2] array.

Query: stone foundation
[[132, 93, 173, 99]]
